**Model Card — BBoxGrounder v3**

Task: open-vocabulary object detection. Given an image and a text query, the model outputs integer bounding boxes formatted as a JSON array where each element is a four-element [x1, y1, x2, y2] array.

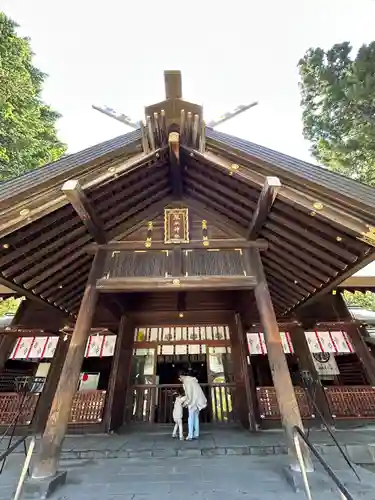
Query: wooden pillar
[[32, 250, 105, 480], [289, 325, 334, 427], [335, 293, 375, 386], [250, 249, 311, 470], [0, 334, 16, 371], [104, 315, 135, 432], [32, 335, 71, 434], [234, 313, 258, 431]]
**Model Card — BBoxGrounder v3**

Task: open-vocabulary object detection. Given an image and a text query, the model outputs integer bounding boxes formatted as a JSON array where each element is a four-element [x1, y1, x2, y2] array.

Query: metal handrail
[[293, 425, 355, 500], [0, 436, 27, 463], [13, 437, 36, 500], [299, 374, 360, 482]]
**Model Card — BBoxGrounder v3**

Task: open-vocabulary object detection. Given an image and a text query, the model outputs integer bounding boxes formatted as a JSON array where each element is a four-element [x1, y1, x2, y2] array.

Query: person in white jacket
[[172, 390, 187, 440], [179, 372, 207, 440]]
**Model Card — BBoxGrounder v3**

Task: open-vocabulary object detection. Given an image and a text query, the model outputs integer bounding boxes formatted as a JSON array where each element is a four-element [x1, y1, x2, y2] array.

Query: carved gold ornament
[[360, 226, 375, 247]]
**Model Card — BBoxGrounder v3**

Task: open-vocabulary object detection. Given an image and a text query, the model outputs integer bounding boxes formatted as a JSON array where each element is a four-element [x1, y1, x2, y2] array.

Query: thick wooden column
[[234, 313, 258, 430], [0, 334, 16, 371], [289, 325, 334, 427], [104, 315, 135, 432], [250, 249, 311, 470], [335, 293, 375, 386], [32, 251, 105, 480], [32, 335, 71, 434]]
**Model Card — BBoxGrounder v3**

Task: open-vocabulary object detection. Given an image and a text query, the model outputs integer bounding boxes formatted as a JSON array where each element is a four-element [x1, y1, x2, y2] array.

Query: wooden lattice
[[0, 393, 39, 425], [325, 386, 375, 419], [256, 387, 313, 420], [69, 390, 106, 423]]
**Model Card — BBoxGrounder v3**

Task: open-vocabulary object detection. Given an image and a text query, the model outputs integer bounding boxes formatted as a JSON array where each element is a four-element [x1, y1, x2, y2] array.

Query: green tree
[[343, 290, 375, 312], [0, 12, 66, 181], [0, 296, 21, 316], [298, 42, 375, 186]]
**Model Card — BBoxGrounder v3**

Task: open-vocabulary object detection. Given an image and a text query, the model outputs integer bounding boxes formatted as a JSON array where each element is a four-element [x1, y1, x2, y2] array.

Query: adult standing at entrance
[[179, 372, 207, 440]]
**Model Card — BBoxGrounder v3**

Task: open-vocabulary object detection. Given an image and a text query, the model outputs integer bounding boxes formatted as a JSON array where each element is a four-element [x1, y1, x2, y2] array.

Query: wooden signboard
[[164, 208, 189, 244]]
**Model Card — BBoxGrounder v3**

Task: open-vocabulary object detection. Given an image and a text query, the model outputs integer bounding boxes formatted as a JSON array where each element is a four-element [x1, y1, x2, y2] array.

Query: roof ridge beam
[[248, 176, 281, 239], [62, 180, 107, 244], [169, 132, 182, 198], [185, 147, 375, 247]]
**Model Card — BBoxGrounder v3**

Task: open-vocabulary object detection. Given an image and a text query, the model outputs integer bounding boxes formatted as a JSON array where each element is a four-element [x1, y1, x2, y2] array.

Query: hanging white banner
[[248, 330, 354, 355]]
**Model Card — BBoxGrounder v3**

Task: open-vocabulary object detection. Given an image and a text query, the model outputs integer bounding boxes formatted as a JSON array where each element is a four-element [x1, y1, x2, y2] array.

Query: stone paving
[[1, 426, 375, 498]]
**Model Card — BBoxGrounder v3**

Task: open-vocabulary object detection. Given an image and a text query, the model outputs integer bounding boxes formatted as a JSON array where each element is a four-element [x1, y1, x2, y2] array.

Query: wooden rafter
[[0, 274, 70, 317], [187, 148, 375, 245], [183, 197, 246, 237], [62, 180, 107, 244], [248, 177, 281, 239], [0, 148, 162, 238]]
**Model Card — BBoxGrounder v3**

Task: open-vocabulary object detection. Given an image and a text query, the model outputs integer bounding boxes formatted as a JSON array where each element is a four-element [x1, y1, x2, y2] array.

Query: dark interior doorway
[[156, 358, 208, 385], [155, 356, 208, 423]]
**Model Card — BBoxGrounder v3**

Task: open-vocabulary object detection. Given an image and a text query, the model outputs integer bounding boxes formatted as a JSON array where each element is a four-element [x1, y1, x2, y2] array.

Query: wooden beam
[[248, 177, 280, 239], [0, 148, 157, 239], [334, 293, 375, 386], [164, 70, 182, 99], [96, 275, 256, 293], [250, 248, 312, 471], [295, 250, 375, 314], [169, 132, 183, 198], [190, 147, 375, 246], [32, 250, 105, 480], [62, 180, 107, 244], [85, 239, 268, 253]]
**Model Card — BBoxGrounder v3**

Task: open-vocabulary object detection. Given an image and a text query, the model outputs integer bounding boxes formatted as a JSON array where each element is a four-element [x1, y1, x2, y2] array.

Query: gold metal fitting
[[312, 201, 324, 210]]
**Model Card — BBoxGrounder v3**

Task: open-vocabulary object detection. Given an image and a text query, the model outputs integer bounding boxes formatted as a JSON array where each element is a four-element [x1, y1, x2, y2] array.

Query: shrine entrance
[[125, 324, 237, 426]]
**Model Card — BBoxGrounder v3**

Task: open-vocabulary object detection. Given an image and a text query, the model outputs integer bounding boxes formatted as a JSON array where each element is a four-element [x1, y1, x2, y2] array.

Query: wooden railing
[[0, 393, 39, 425], [256, 386, 314, 420], [126, 383, 237, 424], [0, 390, 106, 426], [69, 390, 107, 424], [257, 385, 375, 421], [325, 386, 375, 419]]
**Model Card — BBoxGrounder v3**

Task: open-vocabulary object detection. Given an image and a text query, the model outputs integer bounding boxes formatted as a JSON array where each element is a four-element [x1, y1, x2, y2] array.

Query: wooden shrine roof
[[0, 71, 374, 320]]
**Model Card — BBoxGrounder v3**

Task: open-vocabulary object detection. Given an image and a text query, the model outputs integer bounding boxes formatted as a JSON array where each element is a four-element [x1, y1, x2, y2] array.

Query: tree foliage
[[343, 290, 375, 312], [0, 296, 21, 317], [298, 42, 375, 186], [0, 12, 66, 181]]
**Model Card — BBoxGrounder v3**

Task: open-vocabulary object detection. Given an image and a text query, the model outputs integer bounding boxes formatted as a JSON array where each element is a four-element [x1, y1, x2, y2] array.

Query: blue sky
[[2, 0, 375, 276]]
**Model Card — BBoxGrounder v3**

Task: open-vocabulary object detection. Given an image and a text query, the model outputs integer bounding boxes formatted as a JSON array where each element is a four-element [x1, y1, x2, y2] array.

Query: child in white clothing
[[172, 390, 187, 440]]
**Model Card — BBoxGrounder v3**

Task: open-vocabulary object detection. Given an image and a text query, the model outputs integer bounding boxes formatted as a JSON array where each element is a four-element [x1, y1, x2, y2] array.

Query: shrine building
[[0, 70, 375, 480]]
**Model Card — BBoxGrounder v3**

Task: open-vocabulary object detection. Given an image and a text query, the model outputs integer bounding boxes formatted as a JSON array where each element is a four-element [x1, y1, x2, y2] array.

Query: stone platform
[[2, 426, 375, 498], [20, 424, 375, 463]]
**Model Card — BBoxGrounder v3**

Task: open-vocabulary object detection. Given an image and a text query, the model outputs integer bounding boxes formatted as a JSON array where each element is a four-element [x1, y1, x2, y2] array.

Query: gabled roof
[[0, 71, 374, 320], [207, 129, 375, 214]]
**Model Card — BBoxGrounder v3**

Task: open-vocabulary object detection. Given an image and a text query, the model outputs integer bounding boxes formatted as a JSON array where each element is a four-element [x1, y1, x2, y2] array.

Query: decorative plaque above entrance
[[164, 208, 189, 244]]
